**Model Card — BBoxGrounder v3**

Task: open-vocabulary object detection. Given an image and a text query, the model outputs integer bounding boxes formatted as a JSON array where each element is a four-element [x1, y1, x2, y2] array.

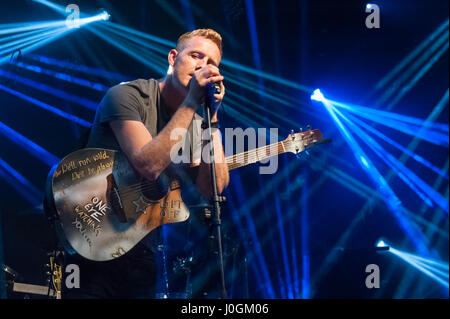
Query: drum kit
[[1, 231, 249, 299]]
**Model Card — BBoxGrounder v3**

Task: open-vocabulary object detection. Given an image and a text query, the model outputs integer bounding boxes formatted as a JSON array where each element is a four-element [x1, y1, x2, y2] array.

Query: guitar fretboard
[[226, 141, 287, 171]]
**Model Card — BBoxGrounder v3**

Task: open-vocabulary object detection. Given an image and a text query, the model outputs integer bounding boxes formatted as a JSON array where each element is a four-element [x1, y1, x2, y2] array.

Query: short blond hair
[[176, 28, 222, 56]]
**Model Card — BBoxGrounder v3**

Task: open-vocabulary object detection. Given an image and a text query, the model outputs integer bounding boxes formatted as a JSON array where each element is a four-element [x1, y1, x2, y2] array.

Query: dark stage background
[[0, 0, 448, 299]]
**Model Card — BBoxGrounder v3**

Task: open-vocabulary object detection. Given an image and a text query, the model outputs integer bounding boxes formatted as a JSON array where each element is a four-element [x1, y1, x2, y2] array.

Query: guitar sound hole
[[141, 174, 170, 201]]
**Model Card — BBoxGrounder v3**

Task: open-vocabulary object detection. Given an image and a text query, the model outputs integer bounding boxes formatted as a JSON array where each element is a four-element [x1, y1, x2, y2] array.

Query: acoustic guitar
[[49, 128, 325, 261]]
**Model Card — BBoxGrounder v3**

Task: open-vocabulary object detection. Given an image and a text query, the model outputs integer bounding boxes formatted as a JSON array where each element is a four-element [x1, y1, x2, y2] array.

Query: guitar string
[[112, 132, 318, 198], [114, 142, 288, 197], [104, 134, 317, 197], [75, 132, 315, 198]]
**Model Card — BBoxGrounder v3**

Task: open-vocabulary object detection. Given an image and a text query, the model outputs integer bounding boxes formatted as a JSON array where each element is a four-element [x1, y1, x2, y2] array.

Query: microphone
[[212, 82, 221, 95], [205, 82, 221, 109]]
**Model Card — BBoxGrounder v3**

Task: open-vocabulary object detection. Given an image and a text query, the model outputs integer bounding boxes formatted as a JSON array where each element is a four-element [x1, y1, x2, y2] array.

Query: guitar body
[[51, 148, 189, 261]]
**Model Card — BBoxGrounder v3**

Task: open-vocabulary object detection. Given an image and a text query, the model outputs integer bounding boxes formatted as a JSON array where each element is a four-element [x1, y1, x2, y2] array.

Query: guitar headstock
[[283, 128, 324, 155]]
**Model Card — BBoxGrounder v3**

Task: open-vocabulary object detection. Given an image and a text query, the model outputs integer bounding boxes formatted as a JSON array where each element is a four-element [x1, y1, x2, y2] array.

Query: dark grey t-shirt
[[88, 78, 165, 148], [86, 78, 203, 251], [87, 78, 202, 164]]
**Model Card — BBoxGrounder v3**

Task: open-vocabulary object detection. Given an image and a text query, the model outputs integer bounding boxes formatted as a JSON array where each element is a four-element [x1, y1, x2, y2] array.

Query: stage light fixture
[[376, 240, 388, 248], [311, 89, 325, 102], [99, 10, 110, 21]]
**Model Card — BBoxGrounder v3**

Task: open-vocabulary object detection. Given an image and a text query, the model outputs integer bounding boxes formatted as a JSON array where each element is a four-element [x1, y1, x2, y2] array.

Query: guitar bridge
[[107, 174, 128, 223], [170, 180, 181, 190]]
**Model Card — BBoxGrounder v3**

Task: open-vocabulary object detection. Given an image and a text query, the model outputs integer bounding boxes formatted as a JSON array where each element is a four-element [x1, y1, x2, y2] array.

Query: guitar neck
[[226, 141, 287, 171]]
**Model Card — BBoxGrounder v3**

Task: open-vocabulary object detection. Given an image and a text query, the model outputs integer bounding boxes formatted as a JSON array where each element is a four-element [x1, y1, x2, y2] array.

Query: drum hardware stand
[[172, 256, 194, 299], [2, 263, 58, 298], [45, 249, 64, 299]]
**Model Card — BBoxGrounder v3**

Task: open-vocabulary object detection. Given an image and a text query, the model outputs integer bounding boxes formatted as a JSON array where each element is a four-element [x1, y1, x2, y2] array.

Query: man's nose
[[195, 58, 207, 69]]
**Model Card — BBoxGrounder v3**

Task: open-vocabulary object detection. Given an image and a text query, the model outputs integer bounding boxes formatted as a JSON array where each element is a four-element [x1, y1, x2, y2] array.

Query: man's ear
[[168, 49, 178, 67]]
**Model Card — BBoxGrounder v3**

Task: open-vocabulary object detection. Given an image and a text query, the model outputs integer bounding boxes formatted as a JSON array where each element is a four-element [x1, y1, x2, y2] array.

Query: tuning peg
[[307, 125, 312, 131], [290, 129, 294, 134], [299, 127, 303, 132]]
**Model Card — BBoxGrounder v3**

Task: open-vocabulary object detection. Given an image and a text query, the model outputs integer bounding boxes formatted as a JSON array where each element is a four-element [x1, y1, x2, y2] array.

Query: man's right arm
[[111, 65, 223, 183], [110, 100, 198, 182]]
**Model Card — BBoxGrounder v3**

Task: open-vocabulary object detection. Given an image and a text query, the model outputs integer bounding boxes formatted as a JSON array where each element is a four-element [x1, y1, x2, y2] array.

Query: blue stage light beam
[[25, 54, 131, 82], [100, 19, 313, 93], [86, 25, 167, 75], [245, 0, 262, 72], [0, 12, 109, 35], [179, 0, 196, 31], [1, 11, 110, 66], [0, 121, 59, 166], [0, 28, 48, 45], [331, 103, 449, 141], [0, 68, 98, 110], [378, 30, 449, 108], [342, 111, 449, 181], [225, 93, 288, 129], [301, 169, 310, 299], [398, 250, 450, 271], [12, 61, 109, 91], [379, 240, 449, 288], [32, 0, 110, 24], [374, 19, 449, 93], [318, 163, 447, 239], [334, 107, 448, 213], [94, 22, 170, 57], [289, 221, 301, 298], [222, 58, 311, 92], [1, 27, 71, 67], [94, 23, 169, 67], [312, 90, 432, 255], [0, 158, 43, 206], [32, 0, 69, 16], [226, 190, 267, 298], [0, 83, 91, 127], [365, 89, 449, 297], [0, 20, 68, 34], [334, 114, 443, 211], [104, 21, 175, 48], [95, 20, 311, 94], [274, 195, 294, 298], [0, 27, 68, 59], [73, 9, 311, 96], [223, 71, 294, 107], [228, 173, 276, 298], [388, 40, 449, 109], [34, 0, 173, 49], [376, 25, 448, 106], [229, 161, 305, 297], [1, 29, 73, 67], [0, 26, 65, 53], [329, 100, 448, 147], [329, 100, 448, 134]]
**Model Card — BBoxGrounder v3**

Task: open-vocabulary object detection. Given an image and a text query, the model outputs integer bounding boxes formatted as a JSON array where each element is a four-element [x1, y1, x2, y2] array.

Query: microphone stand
[[202, 83, 227, 299]]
